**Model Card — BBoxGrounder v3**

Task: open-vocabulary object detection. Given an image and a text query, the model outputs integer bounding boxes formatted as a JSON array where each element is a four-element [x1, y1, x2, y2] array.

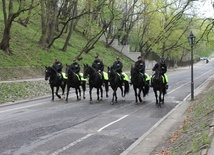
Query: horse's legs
[[100, 87, 103, 100], [66, 86, 70, 102], [133, 87, 138, 104], [158, 91, 161, 108], [61, 82, 66, 96], [75, 88, 79, 100], [96, 88, 100, 102], [115, 89, 118, 103], [51, 86, 54, 101], [111, 90, 116, 104], [162, 89, 165, 104], [153, 89, 158, 105], [78, 87, 81, 100], [82, 81, 86, 99], [55, 86, 61, 99], [89, 87, 93, 103], [105, 81, 109, 98], [138, 89, 142, 102]]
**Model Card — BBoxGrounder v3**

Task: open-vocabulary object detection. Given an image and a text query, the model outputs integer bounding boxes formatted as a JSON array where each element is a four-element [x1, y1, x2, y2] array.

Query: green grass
[[0, 1, 134, 73]]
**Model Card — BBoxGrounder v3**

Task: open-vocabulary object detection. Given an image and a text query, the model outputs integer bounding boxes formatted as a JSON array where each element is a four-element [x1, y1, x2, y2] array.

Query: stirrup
[[165, 84, 168, 89]]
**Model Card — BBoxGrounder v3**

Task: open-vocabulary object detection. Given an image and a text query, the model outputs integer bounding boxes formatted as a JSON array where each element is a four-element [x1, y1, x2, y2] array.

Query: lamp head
[[188, 31, 196, 45]]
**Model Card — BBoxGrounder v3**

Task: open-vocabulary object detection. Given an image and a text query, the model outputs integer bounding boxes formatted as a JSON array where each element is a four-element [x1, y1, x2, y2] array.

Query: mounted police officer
[[52, 58, 63, 79], [134, 56, 145, 75], [152, 58, 168, 89], [70, 59, 81, 80], [92, 55, 104, 79], [112, 57, 123, 80]]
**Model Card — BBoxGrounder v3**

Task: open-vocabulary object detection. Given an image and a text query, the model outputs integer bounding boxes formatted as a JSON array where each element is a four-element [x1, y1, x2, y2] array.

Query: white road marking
[[50, 133, 93, 155], [97, 115, 129, 132], [50, 114, 129, 154]]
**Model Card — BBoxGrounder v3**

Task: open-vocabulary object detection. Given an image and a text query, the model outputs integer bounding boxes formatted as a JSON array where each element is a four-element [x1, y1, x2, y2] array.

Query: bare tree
[[0, 0, 34, 54]]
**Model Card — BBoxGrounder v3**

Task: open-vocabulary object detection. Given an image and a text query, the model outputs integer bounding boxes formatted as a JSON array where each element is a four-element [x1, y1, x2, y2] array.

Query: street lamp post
[[188, 31, 196, 100]]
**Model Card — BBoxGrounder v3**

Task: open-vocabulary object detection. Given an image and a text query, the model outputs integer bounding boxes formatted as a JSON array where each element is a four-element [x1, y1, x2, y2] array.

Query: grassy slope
[[0, 2, 133, 71]]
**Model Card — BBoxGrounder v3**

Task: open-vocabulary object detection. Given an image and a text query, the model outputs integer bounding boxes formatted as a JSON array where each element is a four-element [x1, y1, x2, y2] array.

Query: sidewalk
[[121, 61, 214, 155]]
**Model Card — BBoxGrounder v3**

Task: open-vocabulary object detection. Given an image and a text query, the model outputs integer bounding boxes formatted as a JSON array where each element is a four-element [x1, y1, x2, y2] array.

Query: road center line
[[50, 133, 93, 155], [97, 115, 129, 132]]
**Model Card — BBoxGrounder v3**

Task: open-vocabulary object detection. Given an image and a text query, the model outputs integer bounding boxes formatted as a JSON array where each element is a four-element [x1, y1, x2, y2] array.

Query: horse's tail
[[144, 82, 150, 95], [124, 81, 130, 94]]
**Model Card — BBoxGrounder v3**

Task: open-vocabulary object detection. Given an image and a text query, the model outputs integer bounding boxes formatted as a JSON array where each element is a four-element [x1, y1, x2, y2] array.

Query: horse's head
[[154, 69, 162, 82], [108, 66, 116, 79], [45, 66, 52, 80], [83, 64, 90, 78]]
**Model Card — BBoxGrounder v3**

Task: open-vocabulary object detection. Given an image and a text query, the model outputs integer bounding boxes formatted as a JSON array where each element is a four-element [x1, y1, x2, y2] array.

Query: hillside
[[0, 2, 134, 80]]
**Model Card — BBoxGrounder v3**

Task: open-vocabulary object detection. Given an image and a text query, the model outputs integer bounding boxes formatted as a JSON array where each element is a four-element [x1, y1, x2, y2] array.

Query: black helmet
[[95, 55, 99, 58], [138, 56, 142, 59]]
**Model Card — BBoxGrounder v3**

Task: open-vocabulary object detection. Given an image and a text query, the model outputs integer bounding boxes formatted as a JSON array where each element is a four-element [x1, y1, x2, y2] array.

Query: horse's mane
[[84, 64, 96, 73], [46, 66, 57, 74], [131, 66, 140, 78], [108, 67, 117, 77]]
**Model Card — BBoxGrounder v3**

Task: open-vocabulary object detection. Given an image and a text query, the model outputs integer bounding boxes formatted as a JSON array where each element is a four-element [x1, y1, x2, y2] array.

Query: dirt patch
[[0, 66, 44, 81]]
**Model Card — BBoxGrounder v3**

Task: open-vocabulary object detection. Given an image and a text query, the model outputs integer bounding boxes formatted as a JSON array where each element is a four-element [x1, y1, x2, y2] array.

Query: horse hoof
[[111, 102, 114, 105], [106, 95, 109, 98], [90, 101, 93, 104], [135, 102, 138, 105], [51, 100, 54, 102], [83, 96, 86, 99]]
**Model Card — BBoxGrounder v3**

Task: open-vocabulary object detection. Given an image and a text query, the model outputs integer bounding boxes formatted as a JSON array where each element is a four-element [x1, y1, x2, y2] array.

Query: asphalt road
[[0, 60, 213, 155]]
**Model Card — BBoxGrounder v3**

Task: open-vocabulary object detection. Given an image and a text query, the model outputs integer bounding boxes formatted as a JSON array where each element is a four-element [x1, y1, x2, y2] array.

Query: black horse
[[65, 65, 86, 102], [45, 66, 66, 101], [151, 69, 166, 108], [130, 66, 149, 104], [83, 64, 107, 103], [108, 66, 129, 104]]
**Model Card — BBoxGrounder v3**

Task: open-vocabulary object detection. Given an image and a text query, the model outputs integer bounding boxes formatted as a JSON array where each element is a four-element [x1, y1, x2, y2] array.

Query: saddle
[[151, 74, 168, 84], [57, 72, 67, 80], [140, 73, 150, 81]]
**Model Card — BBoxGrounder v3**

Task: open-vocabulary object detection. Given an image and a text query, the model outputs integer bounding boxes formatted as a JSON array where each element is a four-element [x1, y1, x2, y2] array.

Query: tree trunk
[[62, 0, 78, 52], [39, 0, 58, 49]]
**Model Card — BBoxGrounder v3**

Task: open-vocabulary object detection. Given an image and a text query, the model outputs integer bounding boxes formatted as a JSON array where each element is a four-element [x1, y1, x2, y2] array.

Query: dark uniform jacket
[[112, 61, 123, 73], [52, 61, 63, 73], [92, 60, 104, 71], [152, 62, 167, 74], [70, 62, 80, 73], [134, 60, 145, 73]]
